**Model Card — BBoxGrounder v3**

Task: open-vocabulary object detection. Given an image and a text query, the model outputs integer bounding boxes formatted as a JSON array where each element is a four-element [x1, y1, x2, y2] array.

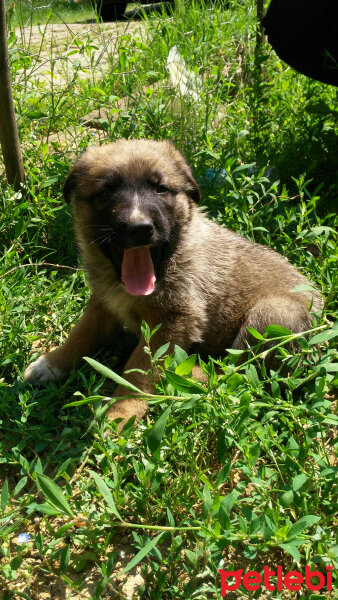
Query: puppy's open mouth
[[121, 246, 156, 296]]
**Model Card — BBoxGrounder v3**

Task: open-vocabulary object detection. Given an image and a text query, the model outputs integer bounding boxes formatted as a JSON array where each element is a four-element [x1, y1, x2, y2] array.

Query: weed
[[0, 1, 337, 598]]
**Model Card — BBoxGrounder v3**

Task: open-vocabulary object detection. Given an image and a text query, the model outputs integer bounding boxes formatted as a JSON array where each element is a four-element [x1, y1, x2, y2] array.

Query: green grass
[[6, 0, 95, 27], [0, 1, 337, 598], [5, 1, 153, 27]]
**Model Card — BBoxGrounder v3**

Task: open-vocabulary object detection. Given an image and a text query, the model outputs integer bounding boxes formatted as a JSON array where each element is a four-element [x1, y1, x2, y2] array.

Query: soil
[[14, 20, 146, 86]]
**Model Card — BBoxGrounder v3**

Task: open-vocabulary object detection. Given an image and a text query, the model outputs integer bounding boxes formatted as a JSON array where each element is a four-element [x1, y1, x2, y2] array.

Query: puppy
[[24, 139, 322, 425]]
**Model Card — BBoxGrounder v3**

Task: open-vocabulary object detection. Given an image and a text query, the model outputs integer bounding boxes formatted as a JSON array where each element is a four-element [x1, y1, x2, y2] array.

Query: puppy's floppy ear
[[177, 148, 201, 204], [63, 163, 80, 203], [186, 176, 201, 204]]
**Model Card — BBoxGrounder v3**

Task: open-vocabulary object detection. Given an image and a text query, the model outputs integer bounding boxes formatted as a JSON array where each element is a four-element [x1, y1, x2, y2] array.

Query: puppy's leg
[[24, 297, 119, 384], [107, 330, 164, 431], [107, 337, 152, 428], [107, 317, 204, 430], [231, 296, 312, 367], [109, 353, 209, 430]]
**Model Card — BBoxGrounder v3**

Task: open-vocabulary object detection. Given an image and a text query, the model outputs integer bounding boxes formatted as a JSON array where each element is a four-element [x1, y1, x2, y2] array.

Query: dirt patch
[[14, 20, 147, 87], [4, 525, 145, 600]]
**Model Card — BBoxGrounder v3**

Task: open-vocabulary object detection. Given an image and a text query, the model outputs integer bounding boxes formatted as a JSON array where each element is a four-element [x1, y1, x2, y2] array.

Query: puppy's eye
[[96, 193, 110, 207], [95, 191, 115, 210], [156, 184, 170, 194]]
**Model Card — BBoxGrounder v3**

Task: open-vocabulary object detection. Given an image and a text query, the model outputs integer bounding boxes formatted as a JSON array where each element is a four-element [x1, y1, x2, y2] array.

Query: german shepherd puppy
[[24, 139, 322, 426]]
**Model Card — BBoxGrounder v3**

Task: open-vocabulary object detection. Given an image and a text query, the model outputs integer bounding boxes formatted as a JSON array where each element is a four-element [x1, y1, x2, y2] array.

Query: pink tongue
[[122, 247, 156, 296]]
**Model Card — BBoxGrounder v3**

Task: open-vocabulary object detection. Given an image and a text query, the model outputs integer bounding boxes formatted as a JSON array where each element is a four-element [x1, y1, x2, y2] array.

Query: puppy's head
[[64, 139, 200, 296]]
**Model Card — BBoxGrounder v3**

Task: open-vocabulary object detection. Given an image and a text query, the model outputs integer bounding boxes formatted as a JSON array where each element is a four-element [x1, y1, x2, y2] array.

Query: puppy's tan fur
[[24, 139, 322, 426]]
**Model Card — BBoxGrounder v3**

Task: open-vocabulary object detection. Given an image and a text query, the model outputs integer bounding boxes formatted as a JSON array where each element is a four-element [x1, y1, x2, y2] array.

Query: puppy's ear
[[177, 149, 201, 204], [186, 177, 201, 204], [63, 163, 80, 203]]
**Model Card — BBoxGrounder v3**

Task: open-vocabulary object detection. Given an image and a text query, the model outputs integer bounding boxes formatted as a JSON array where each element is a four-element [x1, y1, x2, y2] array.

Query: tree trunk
[[0, 0, 24, 190], [256, 0, 265, 47]]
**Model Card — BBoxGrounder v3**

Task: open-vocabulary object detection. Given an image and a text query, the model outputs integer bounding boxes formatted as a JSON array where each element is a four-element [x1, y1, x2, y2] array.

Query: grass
[[6, 0, 95, 27], [0, 0, 337, 598], [5, 2, 157, 27]]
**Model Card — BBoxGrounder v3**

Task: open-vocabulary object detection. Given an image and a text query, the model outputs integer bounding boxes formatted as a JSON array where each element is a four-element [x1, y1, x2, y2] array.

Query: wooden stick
[[256, 0, 265, 47], [0, 0, 25, 190]]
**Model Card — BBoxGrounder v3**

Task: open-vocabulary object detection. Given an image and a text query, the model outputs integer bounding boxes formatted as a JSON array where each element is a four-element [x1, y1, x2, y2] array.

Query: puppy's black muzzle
[[124, 221, 154, 247]]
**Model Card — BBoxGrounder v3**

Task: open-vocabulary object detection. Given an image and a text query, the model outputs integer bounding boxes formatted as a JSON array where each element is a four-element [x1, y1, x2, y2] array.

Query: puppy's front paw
[[106, 397, 148, 433], [23, 355, 62, 384]]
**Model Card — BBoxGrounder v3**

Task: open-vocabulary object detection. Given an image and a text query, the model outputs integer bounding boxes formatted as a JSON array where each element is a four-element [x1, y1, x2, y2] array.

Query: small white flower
[[16, 533, 31, 544]]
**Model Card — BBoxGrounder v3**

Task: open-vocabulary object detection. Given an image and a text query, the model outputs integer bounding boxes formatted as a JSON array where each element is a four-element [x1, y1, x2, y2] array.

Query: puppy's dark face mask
[[63, 140, 200, 297], [91, 176, 178, 296]]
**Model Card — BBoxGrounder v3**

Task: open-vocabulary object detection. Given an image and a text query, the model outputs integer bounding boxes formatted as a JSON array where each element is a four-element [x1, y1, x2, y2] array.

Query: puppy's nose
[[125, 221, 154, 246]]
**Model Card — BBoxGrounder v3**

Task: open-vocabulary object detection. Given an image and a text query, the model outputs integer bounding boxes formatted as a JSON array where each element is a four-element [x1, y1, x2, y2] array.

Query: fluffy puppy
[[24, 139, 322, 425]]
